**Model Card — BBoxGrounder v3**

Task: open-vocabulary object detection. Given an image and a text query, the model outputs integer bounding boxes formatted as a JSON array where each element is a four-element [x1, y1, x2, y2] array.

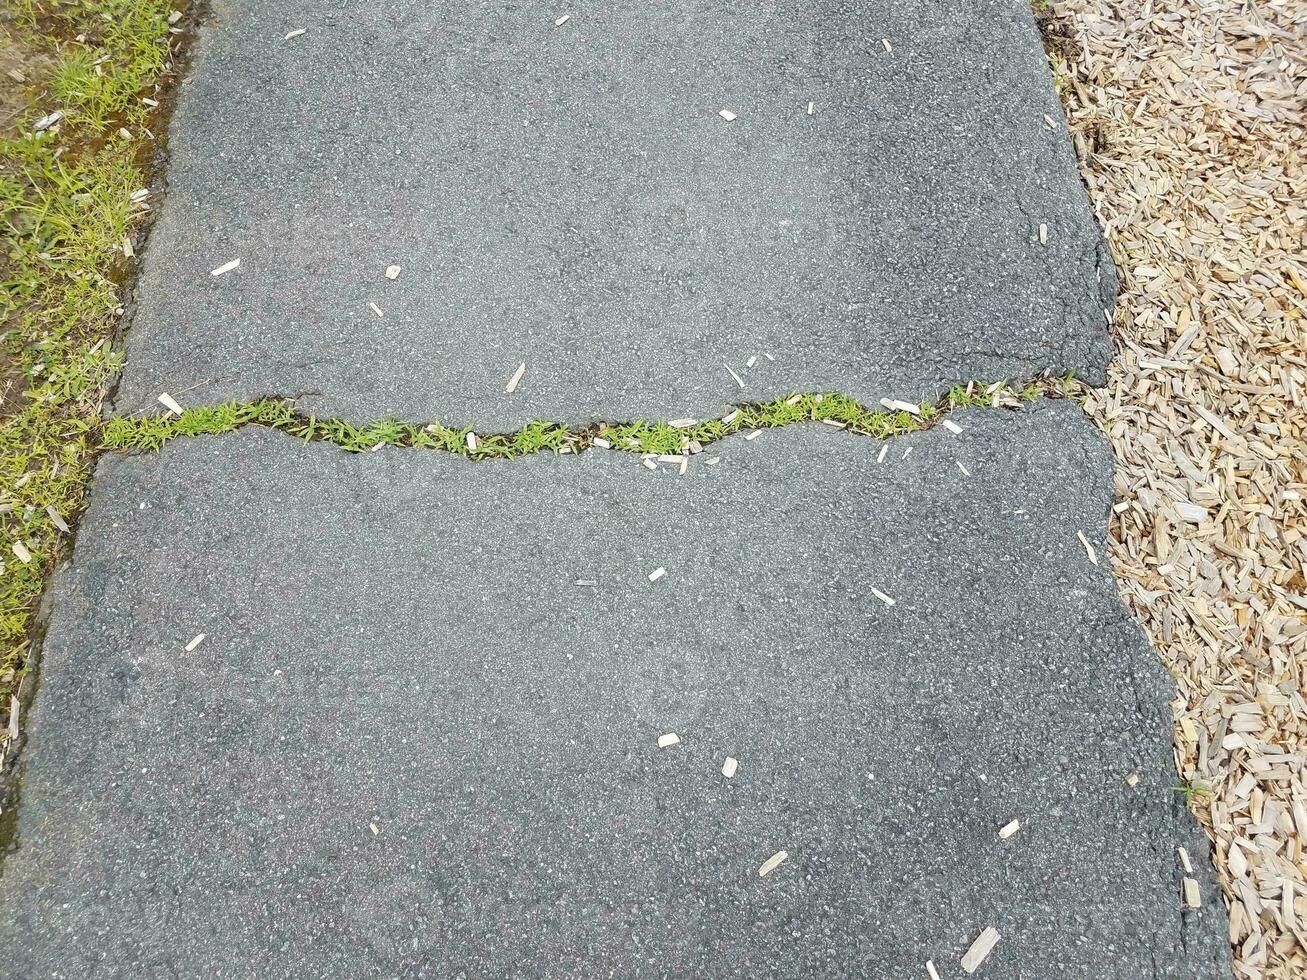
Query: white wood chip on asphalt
[[960, 927, 1000, 974], [758, 850, 788, 877], [209, 258, 240, 277], [505, 362, 527, 393], [1077, 530, 1099, 565], [657, 732, 679, 748]]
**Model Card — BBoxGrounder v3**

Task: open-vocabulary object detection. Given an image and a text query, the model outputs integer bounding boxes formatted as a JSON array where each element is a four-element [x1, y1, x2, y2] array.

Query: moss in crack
[[102, 378, 1057, 459]]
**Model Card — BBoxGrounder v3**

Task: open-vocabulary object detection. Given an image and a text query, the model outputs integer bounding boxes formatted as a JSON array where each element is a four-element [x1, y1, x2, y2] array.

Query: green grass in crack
[[101, 380, 1051, 459], [0, 1, 178, 713]]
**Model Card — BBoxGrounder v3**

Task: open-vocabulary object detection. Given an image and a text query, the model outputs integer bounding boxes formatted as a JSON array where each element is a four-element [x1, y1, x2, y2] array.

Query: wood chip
[[961, 927, 1000, 974], [941, 419, 963, 434], [554, 14, 570, 26], [722, 757, 738, 778], [122, 236, 135, 259], [1048, 8, 1307, 965], [574, 579, 596, 587], [758, 850, 788, 877], [368, 302, 384, 317], [657, 732, 679, 748], [1177, 846, 1193, 873], [746, 355, 757, 369], [668, 419, 696, 429], [1183, 877, 1202, 908], [369, 822, 379, 835], [210, 258, 240, 277], [648, 566, 666, 583], [505, 362, 527, 393], [955, 461, 971, 477], [870, 588, 896, 607], [1039, 222, 1049, 245], [34, 110, 63, 132], [806, 101, 815, 115], [744, 430, 762, 441], [724, 363, 745, 389], [926, 962, 942, 980], [642, 458, 657, 471], [284, 28, 306, 39], [879, 398, 921, 415], [592, 437, 610, 449], [1076, 530, 1098, 565], [721, 410, 741, 425], [384, 264, 401, 280], [157, 392, 184, 416], [45, 506, 69, 534], [718, 109, 737, 121], [185, 633, 206, 652], [11, 542, 31, 564], [881, 38, 892, 53], [877, 444, 889, 463], [998, 819, 1020, 839], [1124, 771, 1139, 788], [466, 432, 477, 452]]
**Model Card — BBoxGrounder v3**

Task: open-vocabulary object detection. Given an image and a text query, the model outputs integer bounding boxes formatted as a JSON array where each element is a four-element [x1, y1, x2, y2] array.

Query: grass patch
[[101, 379, 1054, 459], [0, 2, 180, 728]]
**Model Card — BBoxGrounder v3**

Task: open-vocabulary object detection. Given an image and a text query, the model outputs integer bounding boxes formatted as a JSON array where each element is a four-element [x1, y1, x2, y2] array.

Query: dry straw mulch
[[1046, 1, 1306, 976]]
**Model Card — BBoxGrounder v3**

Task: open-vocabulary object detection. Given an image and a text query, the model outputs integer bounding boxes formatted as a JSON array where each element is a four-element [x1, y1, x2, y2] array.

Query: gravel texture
[[112, 0, 1114, 426], [0, 405, 1228, 978]]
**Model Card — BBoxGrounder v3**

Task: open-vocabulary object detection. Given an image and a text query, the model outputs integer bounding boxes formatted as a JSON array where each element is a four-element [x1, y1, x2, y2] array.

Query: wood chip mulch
[[1046, 2, 1306, 975]]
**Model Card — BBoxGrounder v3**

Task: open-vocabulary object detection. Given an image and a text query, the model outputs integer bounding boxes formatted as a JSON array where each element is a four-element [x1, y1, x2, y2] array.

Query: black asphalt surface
[[114, 0, 1114, 426], [1, 2, 1231, 978], [0, 408, 1228, 977]]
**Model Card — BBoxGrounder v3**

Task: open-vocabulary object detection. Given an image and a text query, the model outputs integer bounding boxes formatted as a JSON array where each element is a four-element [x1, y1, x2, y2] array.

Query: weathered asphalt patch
[[0, 404, 1226, 977], [114, 0, 1113, 426]]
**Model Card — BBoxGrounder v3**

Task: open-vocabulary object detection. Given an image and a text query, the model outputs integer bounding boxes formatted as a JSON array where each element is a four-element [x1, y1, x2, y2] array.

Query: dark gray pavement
[[114, 0, 1114, 426], [0, 406, 1228, 977]]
